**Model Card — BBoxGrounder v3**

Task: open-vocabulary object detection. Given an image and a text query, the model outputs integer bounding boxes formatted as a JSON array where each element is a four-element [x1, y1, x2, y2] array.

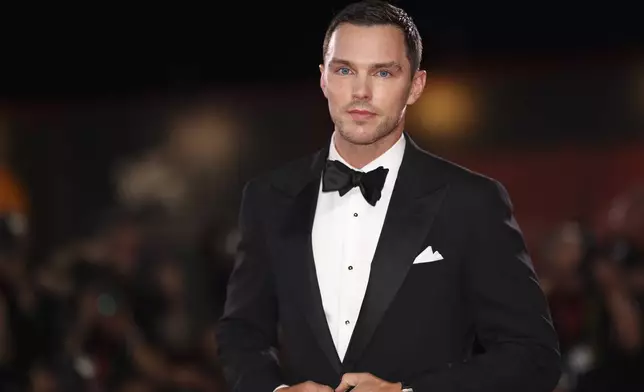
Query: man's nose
[[351, 75, 372, 101]]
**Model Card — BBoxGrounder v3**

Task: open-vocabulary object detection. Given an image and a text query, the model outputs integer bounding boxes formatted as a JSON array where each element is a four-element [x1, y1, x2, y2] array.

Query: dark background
[[1, 1, 642, 98]]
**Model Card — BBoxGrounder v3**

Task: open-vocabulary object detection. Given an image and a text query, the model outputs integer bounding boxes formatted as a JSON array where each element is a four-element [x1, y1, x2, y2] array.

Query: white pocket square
[[413, 245, 444, 264]]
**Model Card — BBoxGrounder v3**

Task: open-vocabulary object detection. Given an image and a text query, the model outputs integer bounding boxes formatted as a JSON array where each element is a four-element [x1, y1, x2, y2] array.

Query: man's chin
[[337, 129, 381, 146]]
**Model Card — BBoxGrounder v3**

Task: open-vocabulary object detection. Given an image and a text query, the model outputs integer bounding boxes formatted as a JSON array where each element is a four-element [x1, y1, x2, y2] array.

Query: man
[[216, 1, 561, 391]]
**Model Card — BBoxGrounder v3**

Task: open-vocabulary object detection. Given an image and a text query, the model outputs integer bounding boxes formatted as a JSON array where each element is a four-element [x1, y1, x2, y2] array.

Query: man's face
[[320, 23, 425, 145]]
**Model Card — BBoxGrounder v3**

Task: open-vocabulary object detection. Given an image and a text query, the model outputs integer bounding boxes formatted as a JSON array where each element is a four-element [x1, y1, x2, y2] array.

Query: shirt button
[[345, 320, 350, 325], [348, 266, 353, 271], [353, 212, 358, 217]]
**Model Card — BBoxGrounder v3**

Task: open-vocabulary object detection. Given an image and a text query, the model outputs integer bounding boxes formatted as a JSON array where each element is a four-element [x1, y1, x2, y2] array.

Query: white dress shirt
[[275, 132, 406, 391]]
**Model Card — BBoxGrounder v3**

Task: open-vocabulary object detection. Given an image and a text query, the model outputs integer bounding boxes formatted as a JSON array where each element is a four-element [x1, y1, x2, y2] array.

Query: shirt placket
[[337, 189, 365, 359]]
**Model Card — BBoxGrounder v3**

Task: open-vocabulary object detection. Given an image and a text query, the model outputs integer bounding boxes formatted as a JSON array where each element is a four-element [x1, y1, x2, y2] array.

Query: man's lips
[[347, 109, 376, 120]]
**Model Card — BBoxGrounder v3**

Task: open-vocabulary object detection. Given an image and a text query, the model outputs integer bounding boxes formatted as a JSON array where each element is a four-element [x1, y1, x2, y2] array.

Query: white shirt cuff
[[274, 385, 289, 391]]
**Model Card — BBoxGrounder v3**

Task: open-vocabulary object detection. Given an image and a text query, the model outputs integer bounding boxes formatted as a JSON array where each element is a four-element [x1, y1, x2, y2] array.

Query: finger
[[307, 382, 333, 392], [304, 381, 329, 392], [335, 373, 365, 392], [335, 380, 353, 392]]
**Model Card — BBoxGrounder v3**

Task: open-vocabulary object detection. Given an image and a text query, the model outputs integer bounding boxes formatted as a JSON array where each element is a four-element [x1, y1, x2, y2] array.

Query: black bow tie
[[322, 160, 389, 206]]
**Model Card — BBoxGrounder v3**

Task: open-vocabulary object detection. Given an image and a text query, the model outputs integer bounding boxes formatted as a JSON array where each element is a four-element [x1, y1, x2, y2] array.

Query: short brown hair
[[322, 0, 423, 72]]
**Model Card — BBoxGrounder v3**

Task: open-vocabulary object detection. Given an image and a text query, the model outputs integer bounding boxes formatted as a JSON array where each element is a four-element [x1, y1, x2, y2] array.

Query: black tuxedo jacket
[[216, 135, 561, 392]]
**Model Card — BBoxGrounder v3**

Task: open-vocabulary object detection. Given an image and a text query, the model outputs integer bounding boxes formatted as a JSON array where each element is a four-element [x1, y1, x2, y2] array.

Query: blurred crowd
[[0, 110, 240, 391], [0, 203, 236, 392], [540, 188, 644, 392]]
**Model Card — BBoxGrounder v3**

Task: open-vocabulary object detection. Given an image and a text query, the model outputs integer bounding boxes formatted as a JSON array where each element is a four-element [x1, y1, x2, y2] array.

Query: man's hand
[[335, 373, 401, 392], [283, 381, 333, 392]]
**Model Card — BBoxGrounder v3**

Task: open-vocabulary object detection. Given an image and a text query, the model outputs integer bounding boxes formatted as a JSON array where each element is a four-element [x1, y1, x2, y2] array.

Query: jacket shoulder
[[413, 145, 512, 209], [242, 149, 325, 196]]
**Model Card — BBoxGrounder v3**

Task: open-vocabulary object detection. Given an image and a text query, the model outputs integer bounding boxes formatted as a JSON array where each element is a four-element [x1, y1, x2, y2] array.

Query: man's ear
[[320, 64, 328, 98], [406, 69, 427, 105]]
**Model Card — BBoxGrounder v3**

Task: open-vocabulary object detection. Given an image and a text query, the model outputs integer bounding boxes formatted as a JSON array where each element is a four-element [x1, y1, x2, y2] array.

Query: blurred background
[[0, 1, 643, 391]]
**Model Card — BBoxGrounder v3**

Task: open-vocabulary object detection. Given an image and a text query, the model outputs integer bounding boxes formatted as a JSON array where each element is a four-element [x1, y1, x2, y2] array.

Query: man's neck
[[334, 128, 404, 169]]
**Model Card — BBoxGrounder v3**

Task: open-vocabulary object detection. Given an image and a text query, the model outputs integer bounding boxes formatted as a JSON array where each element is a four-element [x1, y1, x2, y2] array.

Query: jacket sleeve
[[216, 180, 284, 392], [408, 179, 562, 392]]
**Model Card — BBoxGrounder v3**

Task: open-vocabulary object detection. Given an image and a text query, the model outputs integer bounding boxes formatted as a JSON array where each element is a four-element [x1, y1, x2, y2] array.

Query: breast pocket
[[406, 246, 459, 294], [412, 240, 446, 263]]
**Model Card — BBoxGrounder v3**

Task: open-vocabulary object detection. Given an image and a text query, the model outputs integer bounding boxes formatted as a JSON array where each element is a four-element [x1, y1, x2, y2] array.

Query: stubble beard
[[333, 112, 402, 146]]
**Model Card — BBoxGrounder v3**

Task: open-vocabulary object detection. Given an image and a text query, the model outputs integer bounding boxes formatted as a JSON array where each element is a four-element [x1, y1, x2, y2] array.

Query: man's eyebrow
[[328, 58, 353, 66], [371, 61, 403, 71]]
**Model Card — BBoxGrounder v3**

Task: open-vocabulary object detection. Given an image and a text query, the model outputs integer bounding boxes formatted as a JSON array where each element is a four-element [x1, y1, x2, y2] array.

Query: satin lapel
[[275, 148, 343, 375], [342, 137, 448, 369]]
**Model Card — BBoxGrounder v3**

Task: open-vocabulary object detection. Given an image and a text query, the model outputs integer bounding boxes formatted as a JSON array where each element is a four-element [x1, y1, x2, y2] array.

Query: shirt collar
[[328, 131, 406, 175]]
